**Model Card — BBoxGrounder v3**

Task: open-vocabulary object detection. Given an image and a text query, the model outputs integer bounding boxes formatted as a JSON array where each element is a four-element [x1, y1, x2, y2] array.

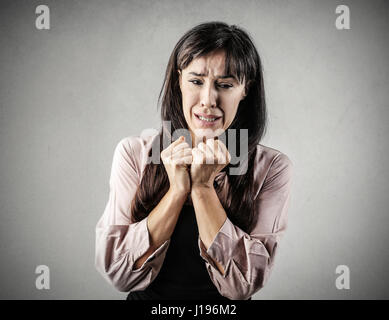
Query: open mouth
[[194, 113, 222, 122]]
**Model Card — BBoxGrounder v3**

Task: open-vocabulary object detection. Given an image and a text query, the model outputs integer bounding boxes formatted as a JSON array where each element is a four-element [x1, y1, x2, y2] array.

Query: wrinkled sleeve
[[198, 153, 293, 300], [95, 138, 170, 292]]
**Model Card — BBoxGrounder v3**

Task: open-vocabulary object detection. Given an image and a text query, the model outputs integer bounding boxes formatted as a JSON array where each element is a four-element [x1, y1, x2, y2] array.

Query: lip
[[194, 113, 222, 120], [194, 113, 222, 127]]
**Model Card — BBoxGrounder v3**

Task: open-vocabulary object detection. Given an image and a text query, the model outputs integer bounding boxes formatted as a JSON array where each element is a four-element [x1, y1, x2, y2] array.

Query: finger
[[216, 141, 229, 164], [213, 140, 225, 164], [206, 139, 219, 164], [166, 138, 189, 158], [199, 140, 215, 164], [172, 136, 185, 146], [172, 142, 190, 155], [170, 136, 186, 151], [197, 142, 211, 154], [191, 148, 205, 164], [197, 142, 210, 162], [216, 139, 228, 154], [162, 136, 185, 157], [175, 155, 193, 165], [216, 140, 230, 163], [206, 138, 218, 155], [163, 154, 173, 164], [171, 148, 192, 160]]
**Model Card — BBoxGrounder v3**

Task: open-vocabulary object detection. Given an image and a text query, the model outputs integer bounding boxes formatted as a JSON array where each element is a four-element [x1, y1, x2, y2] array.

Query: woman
[[95, 21, 293, 300]]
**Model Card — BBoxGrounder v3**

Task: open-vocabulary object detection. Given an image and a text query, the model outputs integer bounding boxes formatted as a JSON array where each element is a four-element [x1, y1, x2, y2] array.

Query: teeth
[[198, 116, 218, 122]]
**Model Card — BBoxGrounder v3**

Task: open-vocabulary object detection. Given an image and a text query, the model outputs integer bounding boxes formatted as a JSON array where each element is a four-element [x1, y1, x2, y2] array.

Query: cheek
[[183, 94, 198, 115], [221, 97, 240, 125], [181, 91, 197, 120], [182, 86, 196, 102]]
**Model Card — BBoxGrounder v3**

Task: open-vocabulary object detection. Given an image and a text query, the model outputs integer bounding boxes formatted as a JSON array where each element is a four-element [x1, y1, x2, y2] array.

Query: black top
[[126, 204, 231, 300]]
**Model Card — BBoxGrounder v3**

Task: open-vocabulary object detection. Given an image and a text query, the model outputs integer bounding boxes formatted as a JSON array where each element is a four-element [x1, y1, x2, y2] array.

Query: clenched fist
[[161, 136, 193, 195], [190, 138, 231, 189]]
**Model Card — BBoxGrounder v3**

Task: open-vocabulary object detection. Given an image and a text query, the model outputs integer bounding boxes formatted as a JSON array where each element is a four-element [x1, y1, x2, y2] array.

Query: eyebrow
[[188, 72, 237, 81]]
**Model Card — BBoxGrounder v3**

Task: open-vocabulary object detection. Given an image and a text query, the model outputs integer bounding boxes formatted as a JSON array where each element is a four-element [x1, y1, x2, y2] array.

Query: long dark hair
[[130, 21, 267, 233]]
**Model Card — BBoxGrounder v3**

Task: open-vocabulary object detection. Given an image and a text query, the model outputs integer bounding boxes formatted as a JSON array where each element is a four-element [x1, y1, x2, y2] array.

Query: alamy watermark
[[35, 5, 50, 30], [140, 121, 249, 176], [335, 265, 350, 290], [35, 265, 50, 290], [335, 5, 350, 30]]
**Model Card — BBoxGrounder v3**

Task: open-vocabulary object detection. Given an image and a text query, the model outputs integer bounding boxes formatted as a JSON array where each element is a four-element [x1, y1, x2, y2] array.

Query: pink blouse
[[95, 133, 293, 300]]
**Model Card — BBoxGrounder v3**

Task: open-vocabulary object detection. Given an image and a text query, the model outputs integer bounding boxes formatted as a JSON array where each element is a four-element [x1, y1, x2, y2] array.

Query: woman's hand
[[161, 136, 193, 195], [190, 138, 231, 189]]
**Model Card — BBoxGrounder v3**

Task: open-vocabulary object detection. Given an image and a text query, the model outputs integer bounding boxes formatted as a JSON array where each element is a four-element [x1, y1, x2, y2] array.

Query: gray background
[[0, 0, 388, 299]]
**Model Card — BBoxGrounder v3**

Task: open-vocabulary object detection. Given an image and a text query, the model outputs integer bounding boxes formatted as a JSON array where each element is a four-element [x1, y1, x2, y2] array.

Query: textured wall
[[0, 0, 388, 299]]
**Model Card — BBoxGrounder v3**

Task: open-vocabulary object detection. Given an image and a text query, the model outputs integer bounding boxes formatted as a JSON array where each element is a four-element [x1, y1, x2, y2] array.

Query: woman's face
[[178, 50, 247, 146]]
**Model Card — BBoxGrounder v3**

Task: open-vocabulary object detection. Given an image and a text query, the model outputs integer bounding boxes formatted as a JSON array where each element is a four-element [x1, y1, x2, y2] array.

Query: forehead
[[184, 50, 227, 76]]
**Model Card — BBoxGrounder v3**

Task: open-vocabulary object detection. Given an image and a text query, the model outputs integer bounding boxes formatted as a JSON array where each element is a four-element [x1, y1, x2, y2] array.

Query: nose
[[200, 83, 217, 108]]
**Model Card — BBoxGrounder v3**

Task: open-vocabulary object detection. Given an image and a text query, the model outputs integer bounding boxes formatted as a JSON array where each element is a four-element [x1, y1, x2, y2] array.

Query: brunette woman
[[95, 21, 293, 300]]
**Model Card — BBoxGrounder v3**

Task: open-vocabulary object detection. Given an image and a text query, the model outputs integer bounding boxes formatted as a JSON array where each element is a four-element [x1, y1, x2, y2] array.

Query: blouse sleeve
[[198, 152, 293, 300], [95, 137, 170, 292]]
